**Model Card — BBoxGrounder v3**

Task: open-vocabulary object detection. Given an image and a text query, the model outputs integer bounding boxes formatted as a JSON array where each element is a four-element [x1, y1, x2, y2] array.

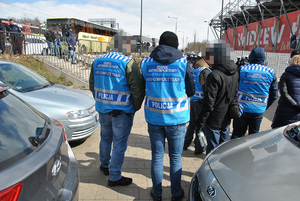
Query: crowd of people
[[44, 26, 76, 64], [87, 30, 299, 201]]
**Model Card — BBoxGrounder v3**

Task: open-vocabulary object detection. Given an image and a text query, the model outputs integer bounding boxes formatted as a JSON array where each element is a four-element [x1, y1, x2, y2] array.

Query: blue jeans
[[204, 124, 230, 155], [46, 41, 53, 55], [54, 40, 62, 56], [231, 112, 264, 139], [68, 49, 75, 63], [148, 123, 185, 197], [99, 112, 134, 181]]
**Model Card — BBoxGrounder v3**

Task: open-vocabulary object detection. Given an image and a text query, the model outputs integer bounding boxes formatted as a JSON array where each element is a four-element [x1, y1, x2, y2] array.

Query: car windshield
[[0, 90, 49, 171], [0, 63, 51, 92]]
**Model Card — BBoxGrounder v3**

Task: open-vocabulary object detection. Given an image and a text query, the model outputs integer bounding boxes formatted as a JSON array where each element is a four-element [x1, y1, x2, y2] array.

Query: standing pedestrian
[[54, 26, 63, 57], [44, 27, 55, 56], [195, 40, 239, 155], [272, 52, 300, 128], [6, 19, 21, 55], [231, 47, 278, 139], [66, 27, 76, 64], [89, 51, 145, 187], [141, 31, 195, 201], [183, 57, 211, 155]]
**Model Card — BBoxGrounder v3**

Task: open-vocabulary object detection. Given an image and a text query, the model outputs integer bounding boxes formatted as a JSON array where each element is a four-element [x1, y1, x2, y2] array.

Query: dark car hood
[[207, 126, 300, 201]]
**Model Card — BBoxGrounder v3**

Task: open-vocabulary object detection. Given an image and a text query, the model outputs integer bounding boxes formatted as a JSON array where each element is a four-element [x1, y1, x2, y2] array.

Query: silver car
[[0, 84, 78, 200], [188, 122, 300, 201], [0, 60, 99, 141]]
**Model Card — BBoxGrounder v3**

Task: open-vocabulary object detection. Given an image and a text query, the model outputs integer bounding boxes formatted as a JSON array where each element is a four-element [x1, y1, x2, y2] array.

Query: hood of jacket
[[213, 60, 237, 76], [285, 64, 300, 77], [249, 47, 266, 65], [150, 45, 183, 65]]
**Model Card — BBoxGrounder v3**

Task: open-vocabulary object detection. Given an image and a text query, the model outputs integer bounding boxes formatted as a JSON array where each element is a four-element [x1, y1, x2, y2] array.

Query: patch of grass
[[0, 54, 71, 85]]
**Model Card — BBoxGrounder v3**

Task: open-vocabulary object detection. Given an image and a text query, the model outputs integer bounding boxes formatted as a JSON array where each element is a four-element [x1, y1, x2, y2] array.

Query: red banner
[[226, 10, 300, 53]]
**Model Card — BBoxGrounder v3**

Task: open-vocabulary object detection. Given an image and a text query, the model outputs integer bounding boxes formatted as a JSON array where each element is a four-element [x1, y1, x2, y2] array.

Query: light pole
[[204, 21, 210, 42], [168, 16, 177, 34], [140, 0, 143, 56], [178, 30, 184, 50]]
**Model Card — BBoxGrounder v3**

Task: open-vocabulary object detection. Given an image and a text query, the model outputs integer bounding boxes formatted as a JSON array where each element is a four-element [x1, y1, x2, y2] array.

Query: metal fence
[[1, 32, 292, 84]]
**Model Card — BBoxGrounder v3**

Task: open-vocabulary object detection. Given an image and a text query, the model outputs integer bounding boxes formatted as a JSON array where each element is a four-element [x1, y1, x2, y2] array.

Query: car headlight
[[67, 109, 90, 120]]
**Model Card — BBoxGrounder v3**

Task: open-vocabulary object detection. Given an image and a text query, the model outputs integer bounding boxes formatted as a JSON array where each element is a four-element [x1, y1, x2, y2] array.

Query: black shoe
[[108, 176, 132, 186], [194, 149, 203, 155], [183, 145, 188, 151], [100, 165, 109, 175], [150, 190, 162, 201], [172, 188, 184, 201]]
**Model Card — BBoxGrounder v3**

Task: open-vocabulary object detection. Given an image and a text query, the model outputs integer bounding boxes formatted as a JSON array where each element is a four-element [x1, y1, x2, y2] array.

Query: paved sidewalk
[[71, 104, 273, 201]]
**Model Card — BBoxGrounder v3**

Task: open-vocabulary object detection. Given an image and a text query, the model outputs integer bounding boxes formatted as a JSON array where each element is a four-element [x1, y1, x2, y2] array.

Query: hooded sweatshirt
[[197, 60, 239, 129], [149, 45, 195, 97]]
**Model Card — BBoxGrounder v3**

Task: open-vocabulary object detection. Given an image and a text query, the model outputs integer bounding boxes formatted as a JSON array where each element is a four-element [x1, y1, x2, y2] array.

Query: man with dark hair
[[141, 31, 195, 201], [6, 19, 21, 55], [195, 40, 239, 155], [231, 47, 278, 139], [89, 51, 145, 187], [44, 27, 55, 56]]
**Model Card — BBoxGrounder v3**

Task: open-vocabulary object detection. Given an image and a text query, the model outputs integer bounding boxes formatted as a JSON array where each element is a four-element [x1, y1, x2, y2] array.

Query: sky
[[0, 0, 231, 49]]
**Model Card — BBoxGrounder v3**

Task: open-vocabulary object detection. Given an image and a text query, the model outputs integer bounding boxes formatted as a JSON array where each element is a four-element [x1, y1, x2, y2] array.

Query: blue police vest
[[93, 52, 134, 114], [238, 64, 275, 113], [190, 67, 211, 102], [141, 56, 189, 126]]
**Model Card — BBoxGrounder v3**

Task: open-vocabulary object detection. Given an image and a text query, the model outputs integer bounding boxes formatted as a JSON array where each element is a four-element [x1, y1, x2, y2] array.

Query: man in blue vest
[[183, 57, 211, 155], [89, 51, 145, 186], [231, 47, 278, 139], [141, 31, 195, 201]]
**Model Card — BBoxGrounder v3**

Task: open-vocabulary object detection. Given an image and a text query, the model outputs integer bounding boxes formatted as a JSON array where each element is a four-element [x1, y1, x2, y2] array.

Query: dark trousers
[[184, 100, 204, 152], [231, 112, 264, 139]]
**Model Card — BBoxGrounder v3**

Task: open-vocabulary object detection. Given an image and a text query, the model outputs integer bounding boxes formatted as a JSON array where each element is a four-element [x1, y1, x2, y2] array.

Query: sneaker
[[150, 190, 162, 201], [108, 176, 132, 186], [100, 165, 109, 175], [172, 188, 184, 201]]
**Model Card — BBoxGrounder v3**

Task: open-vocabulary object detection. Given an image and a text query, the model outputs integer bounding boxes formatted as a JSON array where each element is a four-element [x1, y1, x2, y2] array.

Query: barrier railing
[[0, 32, 292, 85]]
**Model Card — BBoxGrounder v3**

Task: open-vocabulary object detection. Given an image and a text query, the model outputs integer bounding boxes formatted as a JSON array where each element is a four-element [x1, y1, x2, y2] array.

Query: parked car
[[24, 35, 48, 55], [0, 60, 99, 141], [188, 122, 300, 201], [0, 84, 79, 200]]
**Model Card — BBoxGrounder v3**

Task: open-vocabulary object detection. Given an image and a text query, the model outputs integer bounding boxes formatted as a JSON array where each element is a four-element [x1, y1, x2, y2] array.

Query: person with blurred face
[[195, 40, 239, 155]]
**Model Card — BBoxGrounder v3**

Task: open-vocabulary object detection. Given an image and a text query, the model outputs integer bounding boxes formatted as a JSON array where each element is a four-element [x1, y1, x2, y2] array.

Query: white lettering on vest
[[152, 101, 173, 109]]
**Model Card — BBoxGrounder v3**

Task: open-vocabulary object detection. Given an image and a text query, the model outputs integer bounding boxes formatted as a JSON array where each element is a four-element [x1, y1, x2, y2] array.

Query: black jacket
[[272, 64, 300, 128], [197, 60, 239, 129], [44, 30, 55, 42], [149, 45, 195, 97]]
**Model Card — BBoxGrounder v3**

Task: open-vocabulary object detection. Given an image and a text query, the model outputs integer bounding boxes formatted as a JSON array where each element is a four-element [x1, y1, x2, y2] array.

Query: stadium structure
[[209, 0, 300, 53]]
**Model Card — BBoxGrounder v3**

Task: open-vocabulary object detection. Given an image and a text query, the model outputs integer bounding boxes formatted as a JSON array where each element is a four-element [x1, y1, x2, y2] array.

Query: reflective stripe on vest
[[190, 66, 211, 101], [144, 95, 189, 114], [141, 56, 189, 125], [93, 52, 134, 113], [238, 64, 274, 113], [94, 88, 131, 105]]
